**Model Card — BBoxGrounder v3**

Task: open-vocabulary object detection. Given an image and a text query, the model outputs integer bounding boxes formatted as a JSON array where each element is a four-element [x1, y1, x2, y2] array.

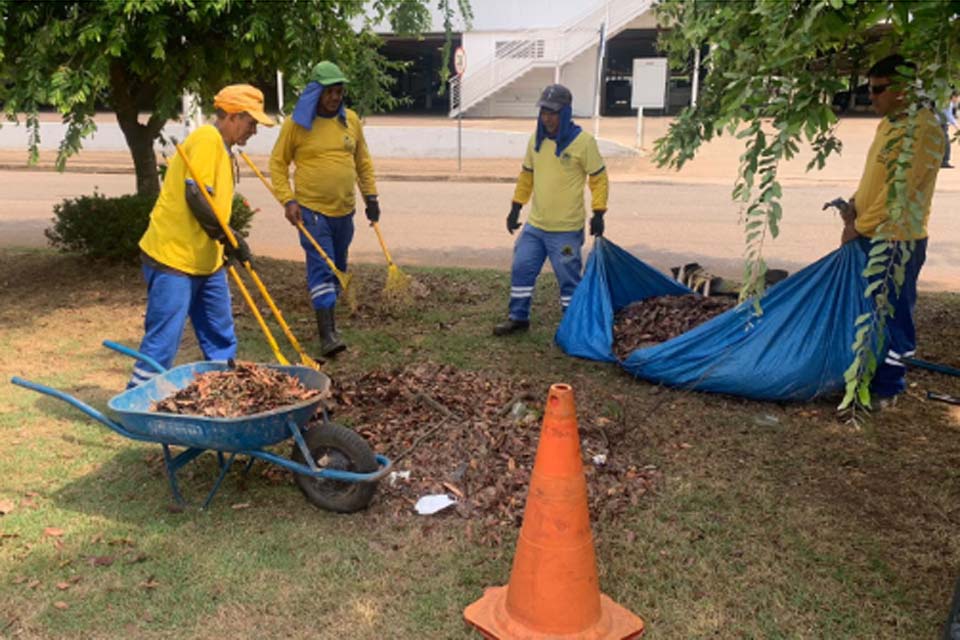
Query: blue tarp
[[556, 238, 873, 401]]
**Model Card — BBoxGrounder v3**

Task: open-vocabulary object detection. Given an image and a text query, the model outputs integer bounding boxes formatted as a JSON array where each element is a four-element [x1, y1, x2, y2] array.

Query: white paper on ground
[[414, 493, 457, 515]]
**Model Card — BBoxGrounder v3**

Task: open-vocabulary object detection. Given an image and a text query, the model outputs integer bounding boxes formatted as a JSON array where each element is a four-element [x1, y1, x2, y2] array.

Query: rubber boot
[[493, 318, 530, 336], [316, 308, 346, 357]]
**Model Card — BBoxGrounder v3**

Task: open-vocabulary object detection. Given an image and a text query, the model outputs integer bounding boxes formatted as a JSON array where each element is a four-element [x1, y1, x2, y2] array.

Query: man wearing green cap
[[270, 61, 379, 357]]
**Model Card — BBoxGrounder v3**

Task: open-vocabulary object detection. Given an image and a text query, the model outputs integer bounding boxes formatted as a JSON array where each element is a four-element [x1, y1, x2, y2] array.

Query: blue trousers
[[508, 224, 584, 322], [299, 206, 354, 310], [128, 264, 236, 388], [857, 237, 927, 398]]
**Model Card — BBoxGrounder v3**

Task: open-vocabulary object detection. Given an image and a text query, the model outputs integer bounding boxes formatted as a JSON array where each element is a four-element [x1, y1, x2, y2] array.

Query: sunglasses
[[870, 83, 891, 95]]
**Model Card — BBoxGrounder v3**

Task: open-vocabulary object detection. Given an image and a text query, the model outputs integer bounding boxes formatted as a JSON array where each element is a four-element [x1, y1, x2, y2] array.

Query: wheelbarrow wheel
[[291, 423, 378, 513]]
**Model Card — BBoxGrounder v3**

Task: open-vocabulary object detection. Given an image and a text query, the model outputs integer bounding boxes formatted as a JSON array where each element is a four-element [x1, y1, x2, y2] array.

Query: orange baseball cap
[[213, 84, 275, 126]]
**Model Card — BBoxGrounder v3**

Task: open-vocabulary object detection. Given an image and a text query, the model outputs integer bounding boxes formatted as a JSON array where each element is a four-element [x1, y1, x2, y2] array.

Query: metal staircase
[[449, 0, 653, 117]]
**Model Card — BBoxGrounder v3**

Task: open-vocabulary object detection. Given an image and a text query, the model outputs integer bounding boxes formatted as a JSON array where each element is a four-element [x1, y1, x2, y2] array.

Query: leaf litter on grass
[[303, 363, 661, 544]]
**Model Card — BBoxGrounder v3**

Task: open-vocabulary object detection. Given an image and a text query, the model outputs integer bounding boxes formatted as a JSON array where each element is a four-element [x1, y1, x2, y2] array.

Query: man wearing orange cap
[[270, 61, 379, 357], [128, 84, 275, 388]]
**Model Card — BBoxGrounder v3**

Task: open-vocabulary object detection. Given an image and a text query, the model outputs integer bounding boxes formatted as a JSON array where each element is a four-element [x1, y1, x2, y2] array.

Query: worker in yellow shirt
[[128, 85, 275, 388], [834, 55, 945, 404], [269, 61, 379, 357], [493, 84, 609, 336]]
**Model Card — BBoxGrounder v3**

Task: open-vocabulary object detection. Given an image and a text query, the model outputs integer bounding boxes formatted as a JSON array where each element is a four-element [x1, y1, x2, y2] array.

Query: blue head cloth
[[534, 105, 582, 156], [292, 81, 346, 130]]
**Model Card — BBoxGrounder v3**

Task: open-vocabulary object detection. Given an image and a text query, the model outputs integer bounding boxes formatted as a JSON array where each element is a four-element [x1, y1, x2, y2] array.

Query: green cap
[[309, 61, 348, 86]]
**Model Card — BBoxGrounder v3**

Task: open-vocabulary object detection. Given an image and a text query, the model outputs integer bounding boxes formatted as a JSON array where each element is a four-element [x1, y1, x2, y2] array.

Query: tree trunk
[[109, 61, 164, 198], [116, 113, 161, 198]]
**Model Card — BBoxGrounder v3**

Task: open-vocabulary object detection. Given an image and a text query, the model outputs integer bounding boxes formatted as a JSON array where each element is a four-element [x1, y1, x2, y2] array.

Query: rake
[[174, 145, 322, 371], [239, 151, 357, 313], [371, 221, 413, 308]]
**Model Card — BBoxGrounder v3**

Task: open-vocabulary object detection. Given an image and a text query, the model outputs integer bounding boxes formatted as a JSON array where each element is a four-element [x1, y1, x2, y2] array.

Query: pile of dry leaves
[[320, 363, 659, 541], [152, 362, 321, 417], [613, 294, 736, 359]]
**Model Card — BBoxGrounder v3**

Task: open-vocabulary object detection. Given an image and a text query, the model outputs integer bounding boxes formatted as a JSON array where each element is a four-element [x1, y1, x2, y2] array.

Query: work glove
[[506, 202, 523, 235], [589, 210, 605, 237], [364, 195, 381, 223], [223, 230, 252, 265]]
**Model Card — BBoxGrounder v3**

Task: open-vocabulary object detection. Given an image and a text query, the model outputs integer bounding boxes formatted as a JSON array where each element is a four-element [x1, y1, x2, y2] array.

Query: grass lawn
[[1, 247, 959, 639]]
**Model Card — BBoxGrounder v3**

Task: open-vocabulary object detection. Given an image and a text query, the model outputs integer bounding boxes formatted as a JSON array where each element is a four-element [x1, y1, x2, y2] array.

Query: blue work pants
[[857, 237, 927, 398], [508, 224, 584, 322], [299, 206, 354, 310], [128, 264, 236, 388]]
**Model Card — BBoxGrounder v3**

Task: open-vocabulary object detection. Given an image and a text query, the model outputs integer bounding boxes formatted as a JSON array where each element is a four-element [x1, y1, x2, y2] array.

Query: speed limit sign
[[453, 46, 466, 77]]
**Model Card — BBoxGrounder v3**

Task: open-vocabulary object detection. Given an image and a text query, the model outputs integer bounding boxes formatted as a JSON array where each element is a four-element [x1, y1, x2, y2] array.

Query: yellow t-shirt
[[268, 109, 377, 216], [521, 131, 606, 232], [139, 125, 234, 275], [853, 109, 945, 240]]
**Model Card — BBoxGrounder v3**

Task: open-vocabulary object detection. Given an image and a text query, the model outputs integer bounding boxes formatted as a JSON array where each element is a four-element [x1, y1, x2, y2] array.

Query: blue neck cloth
[[292, 81, 346, 130], [534, 105, 581, 156]]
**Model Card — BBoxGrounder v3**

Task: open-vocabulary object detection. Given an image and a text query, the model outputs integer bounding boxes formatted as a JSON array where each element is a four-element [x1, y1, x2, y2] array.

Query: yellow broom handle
[[175, 144, 315, 367], [238, 151, 348, 284], [227, 265, 289, 365], [371, 222, 395, 267]]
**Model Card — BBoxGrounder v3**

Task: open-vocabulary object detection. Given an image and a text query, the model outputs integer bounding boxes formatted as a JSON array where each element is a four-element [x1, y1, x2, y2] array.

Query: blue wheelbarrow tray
[[111, 360, 328, 452], [11, 342, 390, 509]]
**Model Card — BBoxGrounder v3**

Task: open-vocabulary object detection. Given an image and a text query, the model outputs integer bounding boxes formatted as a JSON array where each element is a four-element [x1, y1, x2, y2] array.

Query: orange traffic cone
[[464, 383, 644, 639]]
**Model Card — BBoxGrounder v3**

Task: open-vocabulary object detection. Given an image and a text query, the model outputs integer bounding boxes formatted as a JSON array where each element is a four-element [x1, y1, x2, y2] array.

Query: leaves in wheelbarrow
[[152, 362, 323, 418], [326, 363, 660, 543]]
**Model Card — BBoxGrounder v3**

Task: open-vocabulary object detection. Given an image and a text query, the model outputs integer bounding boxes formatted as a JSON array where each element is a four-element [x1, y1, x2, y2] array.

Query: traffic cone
[[464, 383, 644, 639]]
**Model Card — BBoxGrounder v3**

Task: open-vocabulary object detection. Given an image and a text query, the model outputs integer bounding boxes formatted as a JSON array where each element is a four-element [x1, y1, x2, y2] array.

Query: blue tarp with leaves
[[555, 238, 873, 401]]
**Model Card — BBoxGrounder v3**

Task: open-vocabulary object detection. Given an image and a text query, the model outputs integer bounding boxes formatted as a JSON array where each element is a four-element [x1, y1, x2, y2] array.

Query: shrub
[[46, 190, 257, 262]]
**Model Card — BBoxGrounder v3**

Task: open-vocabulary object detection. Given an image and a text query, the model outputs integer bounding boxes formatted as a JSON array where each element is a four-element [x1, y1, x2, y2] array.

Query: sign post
[[630, 58, 668, 151], [453, 46, 466, 172]]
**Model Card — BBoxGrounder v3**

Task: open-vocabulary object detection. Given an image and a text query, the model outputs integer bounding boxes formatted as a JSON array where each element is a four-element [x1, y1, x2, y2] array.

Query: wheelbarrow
[[10, 340, 391, 512]]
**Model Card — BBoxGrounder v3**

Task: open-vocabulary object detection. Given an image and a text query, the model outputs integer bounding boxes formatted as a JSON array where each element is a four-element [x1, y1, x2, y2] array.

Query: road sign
[[454, 46, 466, 77]]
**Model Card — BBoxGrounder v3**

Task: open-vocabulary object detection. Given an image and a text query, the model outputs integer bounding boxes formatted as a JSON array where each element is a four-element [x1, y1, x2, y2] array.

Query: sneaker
[[493, 319, 530, 336]]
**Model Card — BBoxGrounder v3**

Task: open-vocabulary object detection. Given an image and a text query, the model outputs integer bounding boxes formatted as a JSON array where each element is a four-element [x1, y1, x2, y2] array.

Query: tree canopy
[[653, 0, 959, 411], [0, 0, 470, 196]]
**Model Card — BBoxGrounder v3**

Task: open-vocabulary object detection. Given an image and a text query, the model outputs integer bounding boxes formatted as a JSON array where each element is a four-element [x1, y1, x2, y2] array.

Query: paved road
[[3, 170, 959, 290]]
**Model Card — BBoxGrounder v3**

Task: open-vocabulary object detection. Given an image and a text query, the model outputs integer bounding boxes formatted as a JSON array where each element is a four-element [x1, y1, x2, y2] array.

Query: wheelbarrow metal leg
[[287, 416, 319, 472], [162, 445, 207, 506], [202, 453, 237, 510]]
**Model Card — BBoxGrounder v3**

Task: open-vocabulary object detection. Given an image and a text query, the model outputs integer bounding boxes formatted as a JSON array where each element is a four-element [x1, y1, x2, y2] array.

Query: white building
[[377, 0, 689, 118]]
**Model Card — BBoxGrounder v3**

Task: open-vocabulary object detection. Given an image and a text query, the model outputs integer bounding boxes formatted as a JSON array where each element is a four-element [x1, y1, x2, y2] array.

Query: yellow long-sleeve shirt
[[269, 109, 377, 216], [511, 131, 608, 232], [853, 108, 944, 239]]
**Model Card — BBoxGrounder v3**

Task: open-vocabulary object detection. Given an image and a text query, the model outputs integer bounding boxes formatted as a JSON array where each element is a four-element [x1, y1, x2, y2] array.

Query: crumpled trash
[[388, 470, 411, 487], [753, 413, 780, 427], [591, 453, 608, 466], [414, 493, 457, 515]]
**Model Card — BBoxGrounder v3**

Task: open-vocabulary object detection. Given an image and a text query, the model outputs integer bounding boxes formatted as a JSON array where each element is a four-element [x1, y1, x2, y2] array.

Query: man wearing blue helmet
[[494, 84, 609, 336]]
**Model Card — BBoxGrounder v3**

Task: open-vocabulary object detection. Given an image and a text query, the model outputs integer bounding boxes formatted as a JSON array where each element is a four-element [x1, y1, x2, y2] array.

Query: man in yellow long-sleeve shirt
[[836, 54, 945, 403], [493, 84, 609, 336], [128, 85, 274, 388], [269, 61, 379, 357]]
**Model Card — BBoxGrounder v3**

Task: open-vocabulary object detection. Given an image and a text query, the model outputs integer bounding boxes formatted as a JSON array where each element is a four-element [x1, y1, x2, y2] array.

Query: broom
[[239, 152, 357, 313], [370, 221, 413, 308]]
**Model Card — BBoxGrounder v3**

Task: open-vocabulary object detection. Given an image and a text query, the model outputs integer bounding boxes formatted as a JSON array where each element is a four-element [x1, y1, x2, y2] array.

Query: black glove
[[506, 202, 522, 234], [223, 230, 252, 265], [364, 195, 381, 223], [589, 210, 605, 237]]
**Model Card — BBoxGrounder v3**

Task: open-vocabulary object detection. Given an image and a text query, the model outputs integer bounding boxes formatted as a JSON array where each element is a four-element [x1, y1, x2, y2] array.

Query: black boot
[[493, 318, 530, 336], [316, 308, 346, 357]]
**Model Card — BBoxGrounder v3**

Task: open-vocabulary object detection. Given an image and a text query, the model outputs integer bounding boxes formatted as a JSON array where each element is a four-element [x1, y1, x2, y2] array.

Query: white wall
[[370, 0, 606, 33], [562, 44, 600, 117]]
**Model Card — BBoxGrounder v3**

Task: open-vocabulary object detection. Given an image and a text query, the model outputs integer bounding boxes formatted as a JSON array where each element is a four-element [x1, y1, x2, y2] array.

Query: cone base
[[464, 585, 644, 639]]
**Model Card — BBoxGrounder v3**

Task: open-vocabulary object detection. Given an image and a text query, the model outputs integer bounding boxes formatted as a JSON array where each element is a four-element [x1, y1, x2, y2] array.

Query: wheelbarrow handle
[[101, 340, 167, 373], [10, 376, 152, 442]]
